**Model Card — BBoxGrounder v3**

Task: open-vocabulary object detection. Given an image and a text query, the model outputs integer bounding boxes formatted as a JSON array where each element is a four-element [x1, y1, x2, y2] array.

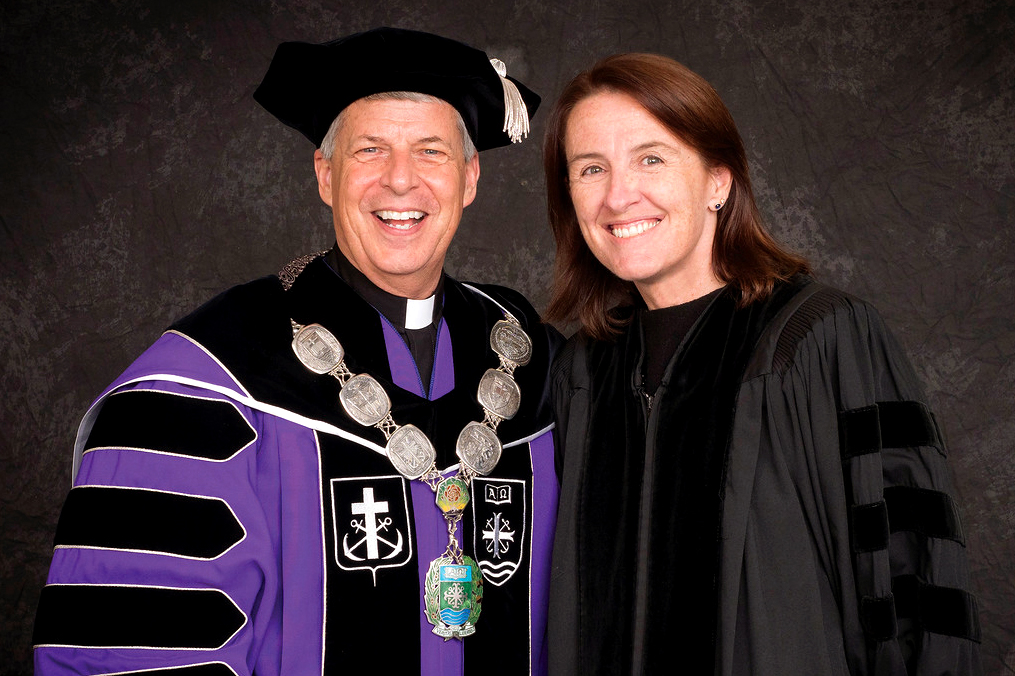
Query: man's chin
[[368, 260, 444, 297]]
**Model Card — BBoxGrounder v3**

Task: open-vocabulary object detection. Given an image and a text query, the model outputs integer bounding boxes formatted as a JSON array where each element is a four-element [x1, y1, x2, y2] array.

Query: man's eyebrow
[[351, 134, 452, 146]]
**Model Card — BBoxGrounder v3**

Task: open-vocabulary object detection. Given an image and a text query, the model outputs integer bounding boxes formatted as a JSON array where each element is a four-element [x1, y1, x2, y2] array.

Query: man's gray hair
[[319, 91, 477, 161]]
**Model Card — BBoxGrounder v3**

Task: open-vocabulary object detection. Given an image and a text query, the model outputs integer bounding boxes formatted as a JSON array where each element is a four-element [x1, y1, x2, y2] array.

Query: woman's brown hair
[[543, 53, 809, 340]]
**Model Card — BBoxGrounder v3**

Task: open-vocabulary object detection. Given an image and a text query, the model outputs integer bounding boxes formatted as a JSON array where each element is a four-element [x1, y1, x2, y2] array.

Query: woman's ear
[[710, 164, 733, 205]]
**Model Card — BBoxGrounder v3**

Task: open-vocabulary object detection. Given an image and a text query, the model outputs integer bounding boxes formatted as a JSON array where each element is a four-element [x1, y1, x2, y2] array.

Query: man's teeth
[[610, 219, 659, 239], [376, 210, 425, 229], [377, 209, 424, 220]]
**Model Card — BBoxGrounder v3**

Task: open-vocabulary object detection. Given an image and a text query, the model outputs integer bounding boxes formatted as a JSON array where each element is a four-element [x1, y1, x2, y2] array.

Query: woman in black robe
[[544, 53, 981, 676]]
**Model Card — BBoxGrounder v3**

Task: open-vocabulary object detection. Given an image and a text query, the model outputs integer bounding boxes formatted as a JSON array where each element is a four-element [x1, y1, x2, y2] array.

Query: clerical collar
[[325, 246, 444, 331]]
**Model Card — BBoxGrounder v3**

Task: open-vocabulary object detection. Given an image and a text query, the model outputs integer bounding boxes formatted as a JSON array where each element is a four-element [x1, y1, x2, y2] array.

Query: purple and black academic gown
[[34, 255, 560, 676]]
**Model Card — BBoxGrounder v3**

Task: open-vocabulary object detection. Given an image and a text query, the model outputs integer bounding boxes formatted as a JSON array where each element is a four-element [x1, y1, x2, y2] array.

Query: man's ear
[[313, 149, 333, 207], [462, 154, 480, 208]]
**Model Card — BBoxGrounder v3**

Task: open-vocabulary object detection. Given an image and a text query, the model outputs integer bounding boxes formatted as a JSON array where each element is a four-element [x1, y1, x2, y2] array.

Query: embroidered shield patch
[[330, 475, 413, 585], [470, 477, 526, 587]]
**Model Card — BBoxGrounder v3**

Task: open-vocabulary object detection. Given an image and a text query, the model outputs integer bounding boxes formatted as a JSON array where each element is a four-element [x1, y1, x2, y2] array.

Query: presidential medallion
[[339, 374, 391, 426], [424, 555, 483, 639], [287, 296, 532, 644], [456, 422, 502, 475], [386, 424, 436, 479]]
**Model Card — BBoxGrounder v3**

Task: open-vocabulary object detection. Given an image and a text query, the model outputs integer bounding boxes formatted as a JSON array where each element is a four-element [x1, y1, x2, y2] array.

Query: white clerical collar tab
[[405, 295, 435, 330]]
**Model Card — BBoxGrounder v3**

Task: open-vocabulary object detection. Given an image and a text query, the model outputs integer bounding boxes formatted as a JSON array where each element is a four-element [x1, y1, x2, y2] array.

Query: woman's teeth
[[610, 219, 658, 238]]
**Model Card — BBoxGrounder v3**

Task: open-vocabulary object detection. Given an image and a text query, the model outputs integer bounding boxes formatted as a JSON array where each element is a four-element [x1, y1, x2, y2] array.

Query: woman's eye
[[642, 155, 662, 166], [581, 165, 603, 176]]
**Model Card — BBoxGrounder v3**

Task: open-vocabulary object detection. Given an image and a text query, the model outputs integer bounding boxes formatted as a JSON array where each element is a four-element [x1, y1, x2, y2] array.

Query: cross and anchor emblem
[[331, 476, 412, 585], [343, 487, 404, 561]]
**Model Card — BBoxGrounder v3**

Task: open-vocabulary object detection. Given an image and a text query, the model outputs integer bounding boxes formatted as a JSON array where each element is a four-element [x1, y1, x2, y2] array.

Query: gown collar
[[325, 245, 444, 331]]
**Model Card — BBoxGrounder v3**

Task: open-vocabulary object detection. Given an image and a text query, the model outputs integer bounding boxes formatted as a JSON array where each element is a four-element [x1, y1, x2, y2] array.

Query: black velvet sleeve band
[[893, 574, 982, 642], [33, 585, 245, 649], [877, 401, 942, 453], [886, 485, 965, 544], [861, 577, 982, 644], [839, 400, 943, 462], [840, 404, 882, 460], [84, 390, 256, 461], [860, 593, 898, 642], [851, 500, 890, 553], [54, 486, 245, 559]]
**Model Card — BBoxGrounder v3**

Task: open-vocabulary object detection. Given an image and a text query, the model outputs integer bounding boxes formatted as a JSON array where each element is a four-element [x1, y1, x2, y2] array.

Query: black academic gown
[[549, 276, 981, 675]]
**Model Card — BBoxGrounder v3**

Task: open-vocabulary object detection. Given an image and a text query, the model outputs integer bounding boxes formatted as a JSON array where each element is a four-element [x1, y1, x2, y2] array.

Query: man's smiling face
[[314, 96, 480, 299]]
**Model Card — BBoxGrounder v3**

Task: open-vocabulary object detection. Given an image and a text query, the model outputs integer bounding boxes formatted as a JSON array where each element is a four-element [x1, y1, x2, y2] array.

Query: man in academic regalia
[[33, 28, 560, 676]]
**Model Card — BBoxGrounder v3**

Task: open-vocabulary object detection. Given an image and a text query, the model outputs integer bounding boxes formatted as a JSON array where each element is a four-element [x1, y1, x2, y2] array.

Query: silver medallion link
[[477, 369, 521, 420], [456, 421, 503, 476], [339, 373, 391, 426], [386, 424, 437, 479], [292, 323, 346, 375], [490, 318, 532, 368]]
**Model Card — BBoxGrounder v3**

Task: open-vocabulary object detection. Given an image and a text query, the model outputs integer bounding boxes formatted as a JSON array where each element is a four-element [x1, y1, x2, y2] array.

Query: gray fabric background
[[1, 0, 1012, 673]]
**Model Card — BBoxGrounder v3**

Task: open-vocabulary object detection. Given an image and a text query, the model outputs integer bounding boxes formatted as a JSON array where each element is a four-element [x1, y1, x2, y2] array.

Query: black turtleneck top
[[640, 287, 723, 394]]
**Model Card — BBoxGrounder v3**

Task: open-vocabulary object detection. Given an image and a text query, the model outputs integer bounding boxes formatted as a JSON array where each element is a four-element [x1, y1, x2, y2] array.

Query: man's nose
[[379, 149, 420, 194]]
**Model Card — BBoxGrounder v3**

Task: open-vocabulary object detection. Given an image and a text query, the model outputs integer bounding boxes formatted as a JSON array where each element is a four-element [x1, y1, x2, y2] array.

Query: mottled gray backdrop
[[1, 0, 1012, 673]]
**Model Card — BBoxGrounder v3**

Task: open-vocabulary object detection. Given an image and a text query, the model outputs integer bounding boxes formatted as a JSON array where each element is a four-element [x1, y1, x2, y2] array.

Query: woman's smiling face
[[564, 90, 730, 308]]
